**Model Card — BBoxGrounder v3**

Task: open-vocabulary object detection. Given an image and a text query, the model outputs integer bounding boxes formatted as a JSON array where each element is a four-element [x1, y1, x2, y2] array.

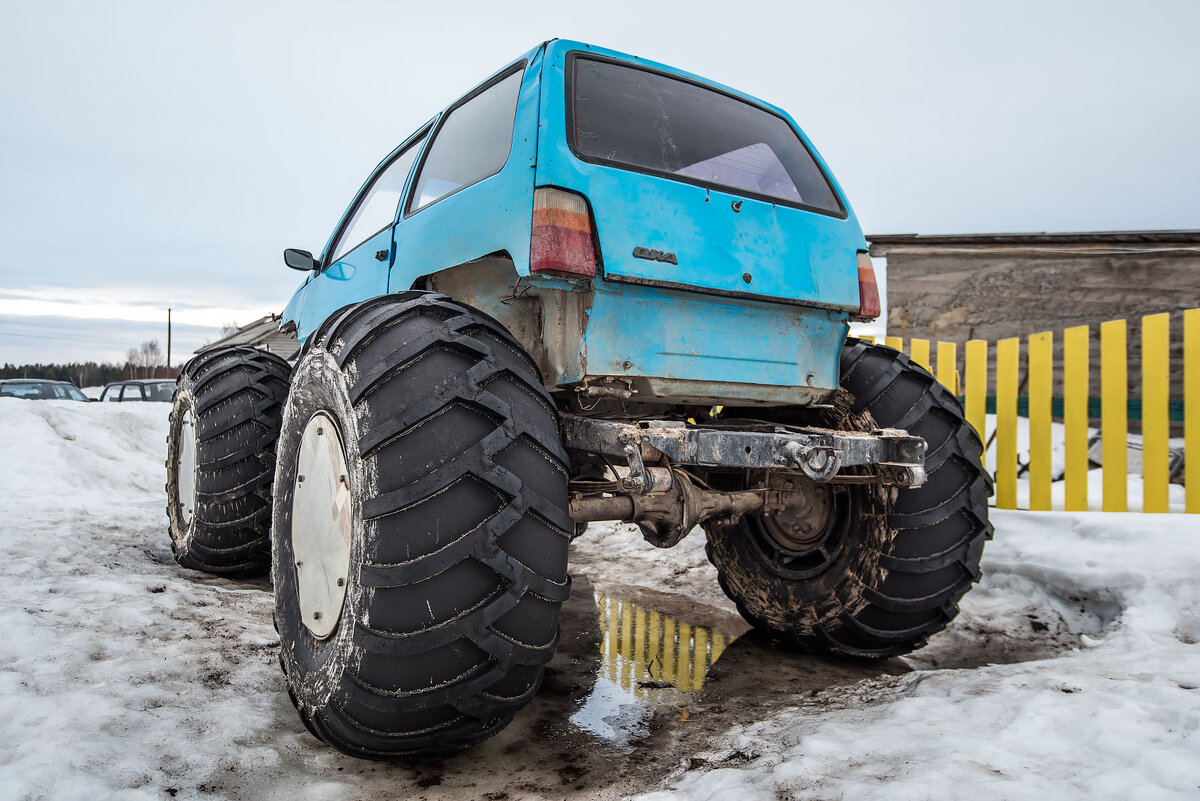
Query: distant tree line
[[1, 340, 179, 386]]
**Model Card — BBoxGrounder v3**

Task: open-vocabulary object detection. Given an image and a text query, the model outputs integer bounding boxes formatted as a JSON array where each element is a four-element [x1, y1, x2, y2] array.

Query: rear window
[[570, 58, 843, 215], [145, 382, 175, 401]]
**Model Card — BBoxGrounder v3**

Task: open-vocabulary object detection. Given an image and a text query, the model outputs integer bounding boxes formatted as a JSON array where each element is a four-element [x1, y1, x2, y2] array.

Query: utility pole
[[167, 308, 172, 371]]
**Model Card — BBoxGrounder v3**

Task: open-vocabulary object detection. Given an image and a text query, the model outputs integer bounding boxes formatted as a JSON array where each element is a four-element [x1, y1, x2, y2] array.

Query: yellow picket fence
[[868, 307, 1199, 514]]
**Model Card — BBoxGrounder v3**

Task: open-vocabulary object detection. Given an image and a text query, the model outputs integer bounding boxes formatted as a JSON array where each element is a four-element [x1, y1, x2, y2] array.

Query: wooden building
[[868, 230, 1200, 431]]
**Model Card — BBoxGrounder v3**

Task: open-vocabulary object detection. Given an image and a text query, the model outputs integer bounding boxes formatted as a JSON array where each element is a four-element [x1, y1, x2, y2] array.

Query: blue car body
[[283, 39, 871, 407]]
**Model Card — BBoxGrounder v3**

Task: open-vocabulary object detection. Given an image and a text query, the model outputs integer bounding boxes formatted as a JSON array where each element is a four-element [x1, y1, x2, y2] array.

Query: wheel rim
[[292, 412, 352, 639], [176, 408, 198, 528], [746, 484, 853, 580]]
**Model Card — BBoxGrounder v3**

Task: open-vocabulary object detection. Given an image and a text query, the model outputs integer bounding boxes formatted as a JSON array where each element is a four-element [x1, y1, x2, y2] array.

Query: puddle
[[570, 588, 743, 747]]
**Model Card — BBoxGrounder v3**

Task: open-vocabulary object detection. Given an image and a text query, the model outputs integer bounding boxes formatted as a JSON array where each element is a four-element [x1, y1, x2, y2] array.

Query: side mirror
[[284, 248, 318, 272]]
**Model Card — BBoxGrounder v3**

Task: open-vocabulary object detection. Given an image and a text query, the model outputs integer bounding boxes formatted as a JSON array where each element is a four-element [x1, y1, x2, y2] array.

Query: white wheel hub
[[176, 408, 198, 527], [292, 412, 353, 639]]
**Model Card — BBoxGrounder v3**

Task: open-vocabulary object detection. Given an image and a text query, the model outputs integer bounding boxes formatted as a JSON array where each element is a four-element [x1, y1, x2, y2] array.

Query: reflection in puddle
[[599, 591, 731, 695], [570, 590, 738, 748]]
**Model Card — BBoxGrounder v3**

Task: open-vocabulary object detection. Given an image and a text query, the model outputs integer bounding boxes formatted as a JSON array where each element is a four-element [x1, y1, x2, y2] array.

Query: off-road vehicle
[[166, 39, 991, 760]]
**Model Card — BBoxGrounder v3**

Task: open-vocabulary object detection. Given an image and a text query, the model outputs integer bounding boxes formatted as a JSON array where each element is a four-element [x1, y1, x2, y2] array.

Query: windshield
[[571, 58, 843, 214], [0, 382, 46, 398], [0, 382, 86, 400]]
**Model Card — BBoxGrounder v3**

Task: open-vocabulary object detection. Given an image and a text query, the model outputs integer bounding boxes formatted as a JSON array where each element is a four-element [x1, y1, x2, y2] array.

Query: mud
[[164, 563, 1102, 801]]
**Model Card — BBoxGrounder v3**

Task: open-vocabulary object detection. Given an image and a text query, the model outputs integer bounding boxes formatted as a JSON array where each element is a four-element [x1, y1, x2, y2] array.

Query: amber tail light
[[530, 187, 596, 278], [852, 251, 881, 321]]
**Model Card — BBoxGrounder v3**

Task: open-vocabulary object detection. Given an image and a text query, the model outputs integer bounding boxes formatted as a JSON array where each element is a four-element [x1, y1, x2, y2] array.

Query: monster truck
[[166, 39, 991, 760]]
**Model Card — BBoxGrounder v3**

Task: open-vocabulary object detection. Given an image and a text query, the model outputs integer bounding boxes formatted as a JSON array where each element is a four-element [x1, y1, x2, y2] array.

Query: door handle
[[375, 250, 389, 262]]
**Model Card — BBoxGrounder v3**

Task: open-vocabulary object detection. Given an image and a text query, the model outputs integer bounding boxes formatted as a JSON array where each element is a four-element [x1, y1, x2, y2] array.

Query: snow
[[636, 511, 1200, 800], [0, 398, 1197, 800]]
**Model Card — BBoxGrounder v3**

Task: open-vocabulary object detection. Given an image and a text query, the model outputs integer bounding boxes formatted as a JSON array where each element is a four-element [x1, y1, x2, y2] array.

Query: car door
[[295, 128, 430, 339]]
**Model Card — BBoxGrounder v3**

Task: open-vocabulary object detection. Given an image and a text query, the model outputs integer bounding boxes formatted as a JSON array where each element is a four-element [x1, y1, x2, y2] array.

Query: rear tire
[[273, 292, 572, 760], [705, 340, 992, 658], [166, 346, 291, 577]]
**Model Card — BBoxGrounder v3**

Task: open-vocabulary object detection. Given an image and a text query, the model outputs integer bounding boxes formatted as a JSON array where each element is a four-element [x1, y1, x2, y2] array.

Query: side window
[[408, 70, 523, 212], [328, 131, 429, 264], [103, 386, 121, 402], [120, 385, 144, 401]]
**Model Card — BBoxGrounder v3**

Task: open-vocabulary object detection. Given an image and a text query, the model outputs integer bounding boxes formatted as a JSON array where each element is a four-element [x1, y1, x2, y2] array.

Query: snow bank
[[0, 398, 166, 509], [633, 510, 1200, 801]]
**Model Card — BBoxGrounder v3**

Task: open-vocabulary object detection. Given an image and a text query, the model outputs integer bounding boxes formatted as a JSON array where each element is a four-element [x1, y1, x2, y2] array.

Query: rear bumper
[[550, 280, 849, 406], [563, 415, 928, 489]]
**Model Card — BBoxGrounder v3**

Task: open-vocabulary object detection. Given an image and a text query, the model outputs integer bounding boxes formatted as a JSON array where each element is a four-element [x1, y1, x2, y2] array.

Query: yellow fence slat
[[995, 338, 1019, 509], [1063, 325, 1090, 511], [1142, 313, 1170, 513], [910, 338, 931, 370], [1100, 320, 1128, 512], [936, 341, 957, 392], [1187, 309, 1200, 514], [964, 340, 988, 470], [885, 336, 903, 352], [1028, 331, 1053, 511]]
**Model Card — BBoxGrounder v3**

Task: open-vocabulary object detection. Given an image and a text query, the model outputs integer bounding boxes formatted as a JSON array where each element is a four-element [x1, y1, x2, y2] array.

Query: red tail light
[[531, 187, 596, 278], [853, 251, 881, 320]]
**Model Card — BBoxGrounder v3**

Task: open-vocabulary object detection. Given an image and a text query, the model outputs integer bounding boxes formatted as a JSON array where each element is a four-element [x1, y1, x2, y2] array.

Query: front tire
[[166, 346, 291, 576], [273, 292, 572, 760], [705, 340, 992, 658]]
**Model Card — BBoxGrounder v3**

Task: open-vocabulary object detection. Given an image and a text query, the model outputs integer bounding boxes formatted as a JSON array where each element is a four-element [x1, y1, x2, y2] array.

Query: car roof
[[106, 379, 175, 385], [0, 378, 75, 385], [541, 39, 790, 119]]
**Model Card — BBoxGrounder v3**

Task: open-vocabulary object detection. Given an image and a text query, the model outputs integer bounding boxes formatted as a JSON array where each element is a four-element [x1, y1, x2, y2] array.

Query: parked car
[[165, 39, 991, 760], [0, 379, 89, 401], [100, 379, 176, 402]]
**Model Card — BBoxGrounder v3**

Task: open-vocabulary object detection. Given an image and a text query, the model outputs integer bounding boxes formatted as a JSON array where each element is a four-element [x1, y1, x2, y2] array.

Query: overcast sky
[[2, 0, 1198, 366]]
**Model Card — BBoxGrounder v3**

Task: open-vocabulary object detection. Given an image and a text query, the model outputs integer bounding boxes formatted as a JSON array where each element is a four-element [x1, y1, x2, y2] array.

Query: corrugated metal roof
[[868, 230, 1200, 247], [195, 315, 300, 359]]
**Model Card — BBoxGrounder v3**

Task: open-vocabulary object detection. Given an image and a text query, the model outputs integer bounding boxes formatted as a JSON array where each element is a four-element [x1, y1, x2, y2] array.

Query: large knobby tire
[[273, 292, 572, 760], [166, 346, 291, 577], [705, 340, 992, 658]]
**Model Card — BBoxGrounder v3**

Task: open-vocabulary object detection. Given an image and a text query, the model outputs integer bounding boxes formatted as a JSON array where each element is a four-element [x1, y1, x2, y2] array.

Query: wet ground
[[186, 559, 1082, 801], [12, 512, 1094, 801], [199, 576, 910, 800]]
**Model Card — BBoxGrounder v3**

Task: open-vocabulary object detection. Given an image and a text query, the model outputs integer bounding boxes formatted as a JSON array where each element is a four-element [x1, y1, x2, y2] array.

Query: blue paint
[[581, 281, 844, 396], [534, 42, 866, 310], [282, 39, 868, 401]]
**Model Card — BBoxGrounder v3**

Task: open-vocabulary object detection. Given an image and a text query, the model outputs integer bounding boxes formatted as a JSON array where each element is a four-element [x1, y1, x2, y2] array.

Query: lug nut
[[313, 611, 321, 620], [336, 578, 344, 587]]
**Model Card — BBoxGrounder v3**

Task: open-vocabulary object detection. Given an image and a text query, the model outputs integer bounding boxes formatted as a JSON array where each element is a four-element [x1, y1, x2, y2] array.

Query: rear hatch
[[539, 51, 865, 309]]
